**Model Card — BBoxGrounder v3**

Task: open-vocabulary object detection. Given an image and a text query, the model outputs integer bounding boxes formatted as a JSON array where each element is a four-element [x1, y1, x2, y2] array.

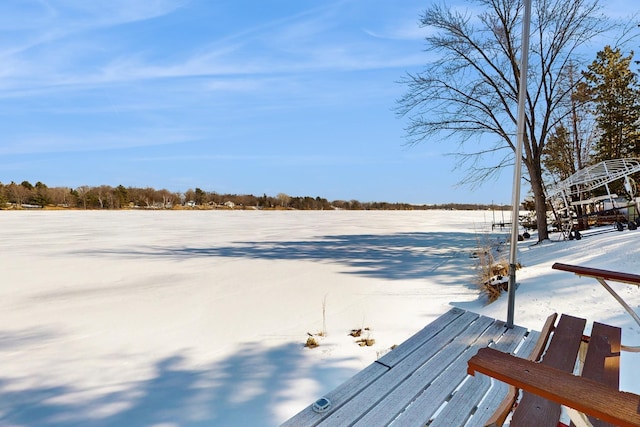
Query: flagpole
[[507, 0, 532, 328]]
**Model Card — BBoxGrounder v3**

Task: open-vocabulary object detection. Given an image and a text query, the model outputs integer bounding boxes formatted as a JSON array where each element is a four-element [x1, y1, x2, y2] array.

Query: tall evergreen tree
[[582, 46, 640, 160], [114, 185, 129, 209]]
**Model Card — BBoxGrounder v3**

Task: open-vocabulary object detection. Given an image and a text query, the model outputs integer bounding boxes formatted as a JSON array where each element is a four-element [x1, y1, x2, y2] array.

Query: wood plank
[[315, 310, 479, 426], [582, 322, 621, 389], [541, 314, 586, 369], [280, 362, 388, 427], [466, 329, 543, 427], [428, 323, 529, 427], [377, 307, 467, 368], [351, 315, 496, 426], [552, 262, 640, 286], [467, 347, 640, 427], [471, 312, 557, 427], [581, 322, 622, 427], [438, 324, 548, 427], [394, 319, 510, 426], [516, 330, 542, 359], [509, 314, 586, 427], [526, 313, 558, 362]]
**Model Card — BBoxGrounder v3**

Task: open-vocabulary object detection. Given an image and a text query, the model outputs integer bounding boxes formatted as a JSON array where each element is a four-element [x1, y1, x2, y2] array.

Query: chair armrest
[[467, 347, 640, 427], [552, 262, 640, 286]]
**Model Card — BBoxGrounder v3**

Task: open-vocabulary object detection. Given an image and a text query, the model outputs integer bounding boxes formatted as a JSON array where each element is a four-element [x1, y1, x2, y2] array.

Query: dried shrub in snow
[[305, 335, 319, 349], [473, 235, 519, 303], [356, 338, 376, 347]]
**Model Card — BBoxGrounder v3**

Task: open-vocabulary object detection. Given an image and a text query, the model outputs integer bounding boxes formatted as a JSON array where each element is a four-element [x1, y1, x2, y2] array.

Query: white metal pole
[[507, 0, 532, 328]]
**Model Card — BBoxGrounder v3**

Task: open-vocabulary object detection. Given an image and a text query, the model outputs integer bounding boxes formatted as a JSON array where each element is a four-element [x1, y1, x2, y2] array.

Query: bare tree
[[183, 189, 196, 205], [76, 185, 90, 209], [276, 193, 290, 208], [141, 187, 156, 208], [7, 182, 30, 207], [95, 185, 114, 209], [158, 189, 174, 208], [48, 187, 71, 207], [397, 0, 610, 240]]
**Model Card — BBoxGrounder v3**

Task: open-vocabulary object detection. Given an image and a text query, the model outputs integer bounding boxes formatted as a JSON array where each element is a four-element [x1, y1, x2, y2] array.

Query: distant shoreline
[[1, 182, 511, 211], [2, 203, 511, 211]]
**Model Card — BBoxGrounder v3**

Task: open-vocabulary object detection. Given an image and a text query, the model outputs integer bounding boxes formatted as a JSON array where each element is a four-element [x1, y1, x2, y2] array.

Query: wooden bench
[[282, 307, 547, 426]]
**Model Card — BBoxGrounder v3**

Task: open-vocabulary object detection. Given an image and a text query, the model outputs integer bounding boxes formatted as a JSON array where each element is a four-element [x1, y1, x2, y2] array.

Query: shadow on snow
[[83, 232, 508, 281], [0, 340, 354, 426]]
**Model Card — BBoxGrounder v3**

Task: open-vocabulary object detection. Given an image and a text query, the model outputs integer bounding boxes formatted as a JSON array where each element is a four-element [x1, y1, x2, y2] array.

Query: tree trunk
[[527, 162, 549, 241]]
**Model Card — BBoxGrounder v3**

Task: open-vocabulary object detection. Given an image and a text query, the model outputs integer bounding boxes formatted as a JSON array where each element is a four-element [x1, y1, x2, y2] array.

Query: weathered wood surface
[[580, 322, 622, 427], [467, 313, 636, 427], [282, 307, 541, 427], [468, 347, 639, 427], [509, 314, 586, 427], [425, 322, 529, 427], [466, 313, 557, 427]]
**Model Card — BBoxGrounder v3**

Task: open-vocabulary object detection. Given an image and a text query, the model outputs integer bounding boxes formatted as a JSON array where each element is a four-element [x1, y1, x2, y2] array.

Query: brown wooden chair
[[468, 263, 640, 427]]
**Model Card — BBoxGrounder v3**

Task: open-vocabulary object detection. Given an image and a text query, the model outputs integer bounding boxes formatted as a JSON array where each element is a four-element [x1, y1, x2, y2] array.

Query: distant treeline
[[0, 180, 510, 211]]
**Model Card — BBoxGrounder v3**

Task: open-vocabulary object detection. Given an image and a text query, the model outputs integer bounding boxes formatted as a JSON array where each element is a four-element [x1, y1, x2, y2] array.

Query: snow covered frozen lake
[[1, 210, 639, 426]]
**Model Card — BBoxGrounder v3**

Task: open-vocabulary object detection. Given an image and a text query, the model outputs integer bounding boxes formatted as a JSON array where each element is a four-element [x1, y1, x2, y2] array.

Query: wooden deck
[[282, 307, 542, 426]]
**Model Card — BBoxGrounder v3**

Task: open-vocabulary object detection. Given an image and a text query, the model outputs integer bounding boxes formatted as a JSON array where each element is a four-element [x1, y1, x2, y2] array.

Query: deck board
[[282, 308, 542, 427], [428, 323, 529, 427], [351, 315, 496, 426], [280, 362, 389, 427], [465, 329, 542, 427], [314, 310, 479, 426], [376, 307, 468, 368]]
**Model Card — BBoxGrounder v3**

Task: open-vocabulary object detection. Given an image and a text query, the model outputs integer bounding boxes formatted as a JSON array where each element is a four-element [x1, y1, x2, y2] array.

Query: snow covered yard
[[1, 210, 639, 426]]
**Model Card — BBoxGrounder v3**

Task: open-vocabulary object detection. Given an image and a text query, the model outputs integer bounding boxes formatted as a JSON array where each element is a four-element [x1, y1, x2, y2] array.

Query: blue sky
[[0, 1, 631, 204]]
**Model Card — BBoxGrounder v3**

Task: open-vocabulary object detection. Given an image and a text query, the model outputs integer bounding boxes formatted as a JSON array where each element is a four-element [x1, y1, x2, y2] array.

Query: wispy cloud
[[362, 18, 433, 41], [0, 126, 202, 155], [0, 0, 425, 96], [0, 0, 188, 55], [126, 152, 400, 168], [0, 0, 188, 32]]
